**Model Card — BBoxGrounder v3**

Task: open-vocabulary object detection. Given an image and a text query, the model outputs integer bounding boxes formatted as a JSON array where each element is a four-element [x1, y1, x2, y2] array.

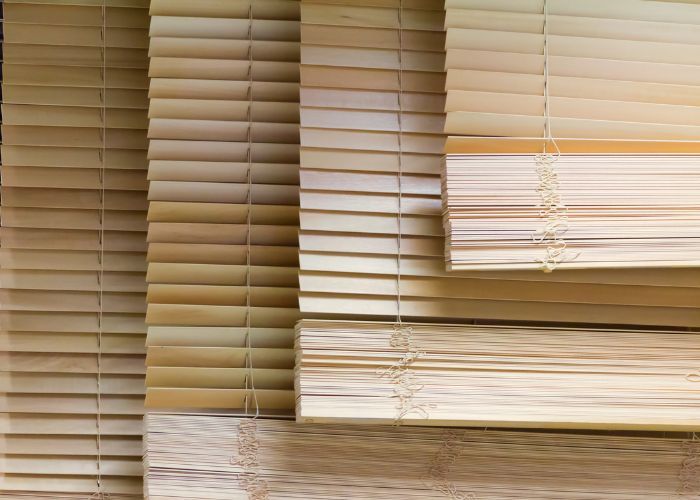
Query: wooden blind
[[444, 0, 700, 153], [145, 413, 699, 499], [144, 0, 300, 413], [298, 0, 700, 327], [443, 154, 700, 271], [1, 0, 148, 497], [296, 320, 700, 430]]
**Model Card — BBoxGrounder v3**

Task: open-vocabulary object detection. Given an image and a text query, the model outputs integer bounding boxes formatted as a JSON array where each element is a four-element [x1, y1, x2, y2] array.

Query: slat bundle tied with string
[[442, 154, 700, 271], [144, 0, 301, 413], [1, 0, 149, 497], [296, 320, 700, 431], [144, 412, 700, 499], [298, 0, 700, 326]]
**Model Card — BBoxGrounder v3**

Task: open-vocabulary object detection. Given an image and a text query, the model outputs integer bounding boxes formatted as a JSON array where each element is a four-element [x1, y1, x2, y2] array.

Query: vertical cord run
[[95, 1, 107, 497], [245, 1, 260, 418], [382, 0, 430, 426], [541, 0, 558, 154], [395, 0, 404, 325], [532, 0, 575, 272]]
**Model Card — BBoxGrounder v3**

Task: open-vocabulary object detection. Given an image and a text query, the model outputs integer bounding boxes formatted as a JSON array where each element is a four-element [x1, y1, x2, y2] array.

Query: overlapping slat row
[[144, 0, 300, 413], [144, 413, 699, 499], [444, 0, 700, 153], [443, 155, 700, 271], [0, 0, 149, 497], [298, 0, 700, 326], [296, 320, 700, 430]]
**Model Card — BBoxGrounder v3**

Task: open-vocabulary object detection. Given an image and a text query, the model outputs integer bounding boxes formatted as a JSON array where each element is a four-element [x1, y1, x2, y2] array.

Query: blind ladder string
[[532, 0, 577, 272], [541, 0, 558, 156], [92, 1, 108, 498], [395, 0, 404, 327], [234, 5, 269, 499], [245, 1, 260, 419], [379, 0, 431, 427]]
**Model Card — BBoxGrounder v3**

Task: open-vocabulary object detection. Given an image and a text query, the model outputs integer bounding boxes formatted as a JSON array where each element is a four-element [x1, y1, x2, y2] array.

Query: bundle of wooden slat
[[443, 154, 700, 271], [144, 412, 699, 499], [296, 320, 700, 431]]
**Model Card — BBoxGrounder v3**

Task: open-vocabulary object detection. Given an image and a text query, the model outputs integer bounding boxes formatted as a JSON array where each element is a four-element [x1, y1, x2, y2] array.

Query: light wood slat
[[4, 3, 149, 26], [144, 388, 294, 410], [149, 0, 300, 20], [146, 327, 293, 348], [144, 413, 698, 499], [1, 435, 142, 456], [298, 0, 700, 325], [144, 0, 300, 413], [1, 1, 148, 497], [146, 346, 293, 369], [296, 320, 700, 430], [446, 136, 700, 154], [146, 367, 293, 390], [0, 414, 143, 435]]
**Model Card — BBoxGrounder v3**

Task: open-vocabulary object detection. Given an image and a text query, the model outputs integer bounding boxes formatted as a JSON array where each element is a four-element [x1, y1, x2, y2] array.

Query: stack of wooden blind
[[144, 412, 700, 499], [144, 0, 300, 413], [296, 320, 700, 430], [444, 0, 700, 154], [1, 0, 149, 497], [298, 0, 700, 326], [442, 155, 700, 271]]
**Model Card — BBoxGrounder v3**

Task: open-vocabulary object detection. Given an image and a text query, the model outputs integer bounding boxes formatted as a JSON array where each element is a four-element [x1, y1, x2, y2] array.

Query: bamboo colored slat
[[298, 0, 700, 326], [442, 154, 700, 271], [296, 319, 700, 430], [144, 0, 300, 413], [0, 0, 148, 497], [144, 412, 700, 499]]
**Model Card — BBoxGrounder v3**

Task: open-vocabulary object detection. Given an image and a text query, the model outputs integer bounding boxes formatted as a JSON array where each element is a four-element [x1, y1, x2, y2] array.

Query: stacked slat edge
[[144, 413, 700, 499], [442, 154, 700, 271], [295, 320, 700, 430]]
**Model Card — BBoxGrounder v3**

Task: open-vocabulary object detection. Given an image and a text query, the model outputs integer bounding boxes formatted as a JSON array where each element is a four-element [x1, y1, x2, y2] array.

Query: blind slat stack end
[[442, 154, 700, 271], [144, 412, 700, 499], [296, 319, 700, 430]]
